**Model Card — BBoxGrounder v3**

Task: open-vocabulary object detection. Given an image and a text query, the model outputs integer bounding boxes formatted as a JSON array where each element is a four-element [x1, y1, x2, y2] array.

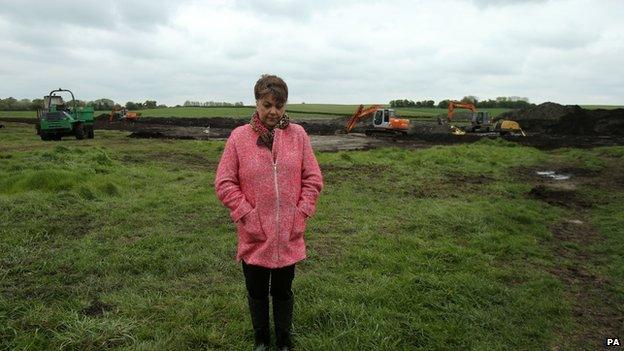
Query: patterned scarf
[[250, 111, 289, 149]]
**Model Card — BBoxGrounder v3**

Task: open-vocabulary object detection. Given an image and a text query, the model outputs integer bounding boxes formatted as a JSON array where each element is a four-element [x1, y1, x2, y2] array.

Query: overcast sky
[[1, 0, 622, 105]]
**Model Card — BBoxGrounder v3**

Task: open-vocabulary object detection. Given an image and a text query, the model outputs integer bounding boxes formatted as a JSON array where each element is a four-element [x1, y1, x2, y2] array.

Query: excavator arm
[[447, 101, 476, 123], [345, 104, 382, 133]]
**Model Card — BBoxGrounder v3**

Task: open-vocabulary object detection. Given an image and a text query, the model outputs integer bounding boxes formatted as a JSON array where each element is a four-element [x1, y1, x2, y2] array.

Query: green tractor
[[36, 88, 94, 141]]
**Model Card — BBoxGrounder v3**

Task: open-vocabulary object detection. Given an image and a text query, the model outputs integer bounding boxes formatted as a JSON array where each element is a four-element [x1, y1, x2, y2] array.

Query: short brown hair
[[254, 74, 288, 104]]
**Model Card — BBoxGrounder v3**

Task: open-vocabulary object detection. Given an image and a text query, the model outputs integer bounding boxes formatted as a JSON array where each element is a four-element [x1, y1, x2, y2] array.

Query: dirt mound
[[500, 102, 624, 135]]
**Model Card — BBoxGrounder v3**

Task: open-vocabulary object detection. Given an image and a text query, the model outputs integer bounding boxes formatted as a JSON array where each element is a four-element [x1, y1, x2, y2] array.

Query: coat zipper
[[271, 133, 280, 263]]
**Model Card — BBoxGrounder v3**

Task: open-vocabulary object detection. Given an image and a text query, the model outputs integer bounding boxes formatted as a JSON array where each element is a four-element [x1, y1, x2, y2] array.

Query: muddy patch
[[446, 173, 495, 185], [528, 184, 591, 208], [82, 298, 115, 317]]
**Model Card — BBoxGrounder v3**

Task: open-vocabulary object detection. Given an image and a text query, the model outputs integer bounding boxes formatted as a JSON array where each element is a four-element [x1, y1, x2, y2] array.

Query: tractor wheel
[[40, 133, 50, 141], [86, 125, 94, 139], [74, 123, 85, 140]]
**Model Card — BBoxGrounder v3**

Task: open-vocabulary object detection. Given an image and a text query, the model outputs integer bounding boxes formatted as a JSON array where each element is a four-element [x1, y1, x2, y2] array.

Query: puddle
[[536, 171, 571, 180]]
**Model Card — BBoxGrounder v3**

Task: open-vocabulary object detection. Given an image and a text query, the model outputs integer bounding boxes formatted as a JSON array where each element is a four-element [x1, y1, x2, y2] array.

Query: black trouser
[[243, 261, 296, 348], [242, 260, 295, 300]]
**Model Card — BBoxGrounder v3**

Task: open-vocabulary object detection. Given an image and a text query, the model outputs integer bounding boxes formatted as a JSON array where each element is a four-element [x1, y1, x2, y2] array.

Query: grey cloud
[[0, 0, 184, 31], [0, 1, 113, 29], [471, 0, 549, 7], [232, 0, 350, 21], [1, 0, 623, 105]]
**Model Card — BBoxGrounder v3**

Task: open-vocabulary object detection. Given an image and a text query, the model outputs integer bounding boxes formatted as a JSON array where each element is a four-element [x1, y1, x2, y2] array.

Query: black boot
[[247, 295, 270, 351], [273, 295, 294, 351]]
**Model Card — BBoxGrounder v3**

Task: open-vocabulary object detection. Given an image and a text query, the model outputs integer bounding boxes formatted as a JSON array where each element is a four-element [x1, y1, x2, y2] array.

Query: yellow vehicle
[[443, 101, 525, 136]]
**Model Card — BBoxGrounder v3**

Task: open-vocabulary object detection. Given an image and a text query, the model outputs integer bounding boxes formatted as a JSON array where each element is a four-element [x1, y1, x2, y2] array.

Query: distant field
[[0, 111, 110, 119], [10, 104, 621, 121], [0, 111, 37, 118], [136, 105, 512, 119], [580, 105, 624, 110], [286, 104, 512, 118]]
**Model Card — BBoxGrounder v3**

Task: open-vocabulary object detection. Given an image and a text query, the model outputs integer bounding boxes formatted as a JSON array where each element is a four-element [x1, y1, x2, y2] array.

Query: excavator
[[440, 101, 525, 136], [345, 104, 410, 136], [109, 105, 141, 123]]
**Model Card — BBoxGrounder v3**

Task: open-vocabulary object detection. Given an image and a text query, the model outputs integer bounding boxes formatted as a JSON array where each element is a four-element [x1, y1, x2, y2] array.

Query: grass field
[[1, 122, 622, 350], [579, 105, 624, 110], [0, 105, 511, 120], [1, 104, 620, 121], [0, 111, 111, 119]]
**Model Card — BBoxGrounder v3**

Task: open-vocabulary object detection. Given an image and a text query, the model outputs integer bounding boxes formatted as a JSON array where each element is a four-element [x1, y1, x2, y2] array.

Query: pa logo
[[606, 338, 621, 347]]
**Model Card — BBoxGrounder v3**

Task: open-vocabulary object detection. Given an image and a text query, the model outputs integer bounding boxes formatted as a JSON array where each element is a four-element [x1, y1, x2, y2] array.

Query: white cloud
[[0, 0, 622, 105]]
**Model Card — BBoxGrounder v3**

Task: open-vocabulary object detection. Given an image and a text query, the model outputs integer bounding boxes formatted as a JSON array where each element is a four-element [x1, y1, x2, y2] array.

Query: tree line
[[183, 101, 245, 107], [0, 97, 166, 111], [389, 99, 435, 108], [390, 96, 535, 109], [0, 96, 250, 111]]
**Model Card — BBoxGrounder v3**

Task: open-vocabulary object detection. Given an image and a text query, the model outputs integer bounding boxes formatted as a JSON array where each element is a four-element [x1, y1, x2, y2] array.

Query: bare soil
[[96, 115, 624, 151], [3, 108, 624, 152], [500, 102, 624, 135]]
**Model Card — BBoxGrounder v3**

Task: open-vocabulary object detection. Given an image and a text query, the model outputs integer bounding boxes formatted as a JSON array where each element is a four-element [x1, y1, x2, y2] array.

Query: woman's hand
[[241, 208, 266, 242]]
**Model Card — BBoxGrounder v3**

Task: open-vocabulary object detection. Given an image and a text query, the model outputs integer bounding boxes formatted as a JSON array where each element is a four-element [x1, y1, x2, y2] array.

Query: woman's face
[[256, 94, 285, 129]]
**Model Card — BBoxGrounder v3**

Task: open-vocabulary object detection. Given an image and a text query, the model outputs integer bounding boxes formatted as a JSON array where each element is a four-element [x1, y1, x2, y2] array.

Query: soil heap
[[499, 102, 624, 135]]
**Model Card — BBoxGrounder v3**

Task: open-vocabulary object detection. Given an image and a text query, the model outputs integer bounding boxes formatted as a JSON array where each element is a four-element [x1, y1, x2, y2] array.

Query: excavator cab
[[464, 111, 492, 132], [472, 111, 491, 126], [373, 109, 395, 127]]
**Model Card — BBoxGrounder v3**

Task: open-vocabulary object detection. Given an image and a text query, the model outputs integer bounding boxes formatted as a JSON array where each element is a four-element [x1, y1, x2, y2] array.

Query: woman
[[215, 74, 323, 351]]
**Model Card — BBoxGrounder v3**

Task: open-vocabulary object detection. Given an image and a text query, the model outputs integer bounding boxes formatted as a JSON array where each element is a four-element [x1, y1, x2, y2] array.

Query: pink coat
[[215, 123, 323, 268]]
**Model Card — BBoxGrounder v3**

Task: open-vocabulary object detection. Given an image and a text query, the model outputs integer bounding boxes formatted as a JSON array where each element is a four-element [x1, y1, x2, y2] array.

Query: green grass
[[0, 111, 110, 119], [2, 103, 620, 121], [579, 105, 624, 110], [0, 111, 37, 118], [0, 105, 512, 120], [1, 123, 623, 350], [135, 106, 257, 118]]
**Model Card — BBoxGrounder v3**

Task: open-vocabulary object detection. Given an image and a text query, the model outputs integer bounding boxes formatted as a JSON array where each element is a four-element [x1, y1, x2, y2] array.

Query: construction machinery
[[109, 105, 141, 123], [346, 104, 411, 136], [441, 101, 525, 136], [36, 88, 94, 141]]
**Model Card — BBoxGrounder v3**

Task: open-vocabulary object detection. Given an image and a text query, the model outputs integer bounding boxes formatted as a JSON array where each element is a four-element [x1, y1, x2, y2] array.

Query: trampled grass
[[1, 122, 622, 350]]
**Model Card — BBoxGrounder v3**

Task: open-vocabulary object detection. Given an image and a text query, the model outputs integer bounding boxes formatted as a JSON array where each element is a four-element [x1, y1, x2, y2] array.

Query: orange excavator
[[109, 105, 141, 123], [441, 100, 525, 136], [446, 101, 477, 124], [346, 104, 411, 136]]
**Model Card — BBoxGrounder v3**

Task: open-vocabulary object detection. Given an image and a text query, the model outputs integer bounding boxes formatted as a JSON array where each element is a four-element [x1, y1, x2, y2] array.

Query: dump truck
[[36, 88, 94, 141]]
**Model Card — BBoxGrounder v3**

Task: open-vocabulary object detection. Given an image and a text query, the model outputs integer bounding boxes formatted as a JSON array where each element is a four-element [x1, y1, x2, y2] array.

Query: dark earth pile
[[499, 102, 624, 135], [3, 106, 624, 149]]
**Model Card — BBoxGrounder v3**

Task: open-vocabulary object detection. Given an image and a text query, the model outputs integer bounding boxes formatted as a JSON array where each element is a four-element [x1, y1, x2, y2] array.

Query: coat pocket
[[290, 207, 307, 241], [241, 208, 266, 242]]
